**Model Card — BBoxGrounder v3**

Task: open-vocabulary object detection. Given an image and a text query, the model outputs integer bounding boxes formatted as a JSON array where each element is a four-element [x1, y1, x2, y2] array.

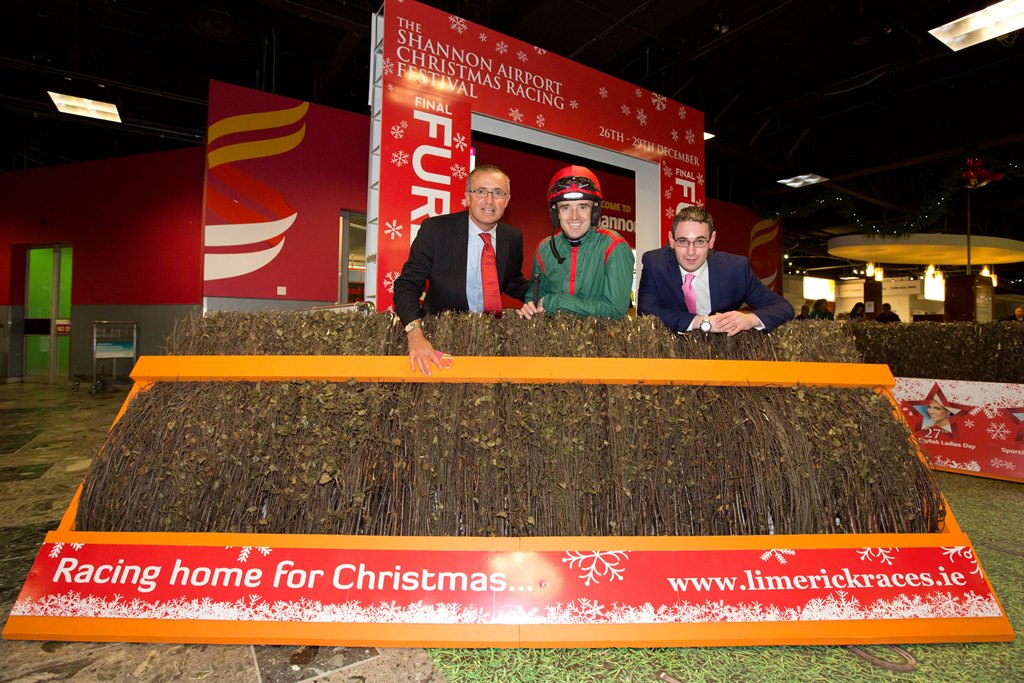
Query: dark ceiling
[[4, 0, 1023, 290]]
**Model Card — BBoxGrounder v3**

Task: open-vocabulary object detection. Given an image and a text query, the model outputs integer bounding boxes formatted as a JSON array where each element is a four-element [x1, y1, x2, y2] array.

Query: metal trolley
[[83, 321, 138, 394]]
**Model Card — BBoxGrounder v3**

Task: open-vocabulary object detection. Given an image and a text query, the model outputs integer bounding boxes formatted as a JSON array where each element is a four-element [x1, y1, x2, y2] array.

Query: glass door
[[24, 246, 72, 382]]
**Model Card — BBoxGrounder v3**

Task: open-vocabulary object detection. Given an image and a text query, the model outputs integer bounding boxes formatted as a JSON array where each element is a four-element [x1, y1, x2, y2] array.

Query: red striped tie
[[480, 232, 502, 315]]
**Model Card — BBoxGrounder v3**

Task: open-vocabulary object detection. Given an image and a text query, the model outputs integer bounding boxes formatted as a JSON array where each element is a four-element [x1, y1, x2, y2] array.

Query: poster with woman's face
[[894, 378, 1024, 483]]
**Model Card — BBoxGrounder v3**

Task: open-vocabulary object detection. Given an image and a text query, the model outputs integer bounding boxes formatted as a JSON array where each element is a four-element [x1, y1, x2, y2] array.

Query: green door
[[25, 246, 72, 382]]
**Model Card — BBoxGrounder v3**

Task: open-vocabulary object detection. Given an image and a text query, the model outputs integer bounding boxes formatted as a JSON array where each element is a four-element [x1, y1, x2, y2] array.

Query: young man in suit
[[637, 205, 794, 335], [393, 164, 529, 374]]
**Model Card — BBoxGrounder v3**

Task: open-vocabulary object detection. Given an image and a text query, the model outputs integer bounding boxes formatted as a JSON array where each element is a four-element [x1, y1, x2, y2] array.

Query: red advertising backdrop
[[12, 540, 1002, 626], [375, 0, 706, 308], [894, 377, 1024, 483], [202, 81, 369, 301]]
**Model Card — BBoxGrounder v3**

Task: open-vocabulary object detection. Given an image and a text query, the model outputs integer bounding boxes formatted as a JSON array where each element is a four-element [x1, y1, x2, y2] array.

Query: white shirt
[[465, 219, 497, 313], [679, 261, 711, 330]]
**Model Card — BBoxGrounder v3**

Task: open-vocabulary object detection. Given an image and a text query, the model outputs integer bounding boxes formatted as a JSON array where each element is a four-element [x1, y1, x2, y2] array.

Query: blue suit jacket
[[637, 247, 794, 333], [393, 211, 529, 326]]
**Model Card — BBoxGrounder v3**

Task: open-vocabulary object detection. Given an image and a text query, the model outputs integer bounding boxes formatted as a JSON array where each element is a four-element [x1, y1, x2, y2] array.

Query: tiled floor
[[0, 382, 446, 682]]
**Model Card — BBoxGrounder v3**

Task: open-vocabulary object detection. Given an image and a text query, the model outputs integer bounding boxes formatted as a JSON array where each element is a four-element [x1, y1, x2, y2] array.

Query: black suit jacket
[[637, 247, 794, 333], [393, 211, 529, 325]]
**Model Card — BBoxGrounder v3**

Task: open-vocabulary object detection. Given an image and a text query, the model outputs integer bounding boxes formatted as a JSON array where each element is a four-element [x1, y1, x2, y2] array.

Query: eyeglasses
[[672, 237, 710, 249], [469, 188, 509, 199]]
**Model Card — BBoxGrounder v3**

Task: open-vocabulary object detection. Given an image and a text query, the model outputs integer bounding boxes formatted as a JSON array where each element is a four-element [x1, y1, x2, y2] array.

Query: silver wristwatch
[[403, 319, 421, 333], [699, 316, 712, 333]]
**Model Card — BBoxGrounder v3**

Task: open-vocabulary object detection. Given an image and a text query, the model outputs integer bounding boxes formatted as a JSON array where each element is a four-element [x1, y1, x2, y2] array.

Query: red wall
[[1, 148, 205, 306], [1, 107, 370, 307]]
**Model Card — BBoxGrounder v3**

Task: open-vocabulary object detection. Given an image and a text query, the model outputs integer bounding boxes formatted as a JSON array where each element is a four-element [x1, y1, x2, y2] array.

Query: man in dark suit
[[637, 205, 793, 334], [394, 163, 529, 374]]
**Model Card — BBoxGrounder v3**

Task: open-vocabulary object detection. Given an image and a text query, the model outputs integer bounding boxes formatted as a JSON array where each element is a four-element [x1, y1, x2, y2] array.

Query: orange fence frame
[[3, 355, 1014, 648]]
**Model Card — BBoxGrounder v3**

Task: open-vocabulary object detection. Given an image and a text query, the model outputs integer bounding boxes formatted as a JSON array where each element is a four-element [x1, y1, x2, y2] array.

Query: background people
[[394, 164, 529, 374], [1002, 305, 1024, 321], [637, 206, 793, 334], [808, 299, 834, 320], [875, 302, 901, 323], [518, 165, 632, 320], [848, 302, 866, 321]]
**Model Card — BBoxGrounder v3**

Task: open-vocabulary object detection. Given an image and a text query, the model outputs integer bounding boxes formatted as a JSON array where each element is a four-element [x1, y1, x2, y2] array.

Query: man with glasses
[[517, 165, 632, 320], [637, 205, 793, 334], [394, 164, 529, 374]]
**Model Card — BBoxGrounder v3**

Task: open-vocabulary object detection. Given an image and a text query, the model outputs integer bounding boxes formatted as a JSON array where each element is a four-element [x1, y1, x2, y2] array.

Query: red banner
[[894, 377, 1024, 483], [11, 539, 1002, 625], [375, 0, 705, 308]]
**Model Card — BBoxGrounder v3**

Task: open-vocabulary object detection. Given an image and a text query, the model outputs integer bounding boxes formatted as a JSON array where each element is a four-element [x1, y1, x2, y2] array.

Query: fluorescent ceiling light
[[777, 173, 829, 188], [703, 131, 715, 140], [929, 0, 1024, 51], [48, 91, 122, 123]]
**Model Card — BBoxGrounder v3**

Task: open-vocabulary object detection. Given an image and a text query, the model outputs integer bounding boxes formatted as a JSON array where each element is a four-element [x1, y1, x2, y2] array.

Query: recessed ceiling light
[[777, 173, 829, 188], [929, 0, 1024, 51], [47, 91, 121, 123]]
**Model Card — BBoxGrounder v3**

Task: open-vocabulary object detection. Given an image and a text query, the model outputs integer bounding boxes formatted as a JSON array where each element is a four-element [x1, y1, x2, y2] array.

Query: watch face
[[700, 320, 712, 332]]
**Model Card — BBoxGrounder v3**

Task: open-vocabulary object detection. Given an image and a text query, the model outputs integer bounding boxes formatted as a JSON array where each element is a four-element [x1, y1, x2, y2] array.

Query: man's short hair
[[672, 206, 715, 235], [466, 164, 510, 191]]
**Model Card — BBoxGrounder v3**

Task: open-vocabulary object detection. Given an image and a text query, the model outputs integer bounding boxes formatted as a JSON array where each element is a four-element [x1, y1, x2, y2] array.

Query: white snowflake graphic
[[664, 187, 673, 199], [495, 41, 509, 55], [508, 107, 523, 122], [685, 129, 696, 145], [453, 132, 468, 151], [386, 83, 394, 92], [665, 207, 677, 219], [598, 87, 608, 98], [390, 124, 405, 139], [48, 543, 64, 558], [678, 106, 688, 119], [697, 173, 705, 186], [478, 32, 488, 42], [858, 547, 898, 566], [636, 108, 648, 126], [448, 15, 469, 34], [986, 422, 1011, 441], [534, 46, 547, 55], [383, 271, 400, 294], [671, 129, 679, 142], [635, 88, 643, 98], [620, 104, 631, 116], [450, 163, 468, 180], [651, 93, 668, 111], [695, 198, 705, 207], [931, 454, 982, 471], [963, 419, 975, 428], [942, 546, 984, 576], [759, 549, 797, 565], [71, 543, 84, 550], [390, 150, 409, 167], [230, 546, 272, 563], [569, 100, 578, 109], [662, 164, 673, 177], [562, 550, 629, 587], [516, 50, 528, 62], [382, 57, 395, 76], [536, 114, 546, 128], [13, 588, 1002, 624], [990, 458, 1016, 470], [384, 220, 404, 240]]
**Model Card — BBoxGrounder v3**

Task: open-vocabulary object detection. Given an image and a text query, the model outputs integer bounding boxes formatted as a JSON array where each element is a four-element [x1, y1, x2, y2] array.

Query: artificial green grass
[[429, 472, 1024, 682]]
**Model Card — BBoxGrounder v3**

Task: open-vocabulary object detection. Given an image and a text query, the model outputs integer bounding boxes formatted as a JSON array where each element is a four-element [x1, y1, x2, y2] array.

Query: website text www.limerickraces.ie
[[667, 567, 969, 593]]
